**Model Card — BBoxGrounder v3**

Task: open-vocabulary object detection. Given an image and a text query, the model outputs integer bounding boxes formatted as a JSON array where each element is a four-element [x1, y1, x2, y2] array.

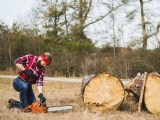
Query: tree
[[70, 0, 93, 40], [139, 0, 160, 49], [124, 0, 160, 49]]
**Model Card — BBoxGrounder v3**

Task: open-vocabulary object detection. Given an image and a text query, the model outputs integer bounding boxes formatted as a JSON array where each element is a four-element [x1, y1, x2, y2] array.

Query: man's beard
[[37, 60, 44, 69]]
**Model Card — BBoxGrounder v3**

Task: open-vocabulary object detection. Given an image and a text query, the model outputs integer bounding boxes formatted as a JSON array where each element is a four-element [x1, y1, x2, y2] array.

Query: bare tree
[[139, 0, 160, 49]]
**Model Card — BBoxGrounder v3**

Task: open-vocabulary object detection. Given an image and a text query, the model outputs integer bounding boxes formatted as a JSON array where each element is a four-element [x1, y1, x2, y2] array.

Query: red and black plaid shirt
[[14, 54, 45, 86]]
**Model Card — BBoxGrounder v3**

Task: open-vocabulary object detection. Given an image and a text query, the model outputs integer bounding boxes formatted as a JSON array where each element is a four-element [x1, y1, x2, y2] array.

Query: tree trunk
[[144, 72, 160, 114], [140, 0, 147, 49], [81, 73, 125, 112]]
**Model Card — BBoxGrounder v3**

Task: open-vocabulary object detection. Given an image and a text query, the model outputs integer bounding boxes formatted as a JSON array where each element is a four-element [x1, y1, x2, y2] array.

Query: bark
[[125, 73, 144, 100], [140, 0, 147, 49]]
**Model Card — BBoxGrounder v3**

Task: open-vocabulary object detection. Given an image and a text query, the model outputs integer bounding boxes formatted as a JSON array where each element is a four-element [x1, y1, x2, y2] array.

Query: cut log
[[82, 73, 125, 112], [144, 72, 160, 114]]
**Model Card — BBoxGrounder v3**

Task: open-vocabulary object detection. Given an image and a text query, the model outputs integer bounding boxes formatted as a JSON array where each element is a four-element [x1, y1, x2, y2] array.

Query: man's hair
[[44, 52, 52, 63]]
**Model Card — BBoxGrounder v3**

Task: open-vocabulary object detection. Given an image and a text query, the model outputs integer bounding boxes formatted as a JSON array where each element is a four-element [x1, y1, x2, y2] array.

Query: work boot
[[7, 99, 14, 109]]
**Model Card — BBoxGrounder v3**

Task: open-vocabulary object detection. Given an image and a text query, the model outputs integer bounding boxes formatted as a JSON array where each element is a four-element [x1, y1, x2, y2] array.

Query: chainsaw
[[23, 100, 73, 113]]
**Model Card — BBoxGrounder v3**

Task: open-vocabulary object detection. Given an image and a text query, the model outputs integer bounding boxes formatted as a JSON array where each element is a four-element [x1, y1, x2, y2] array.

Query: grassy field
[[0, 78, 160, 120]]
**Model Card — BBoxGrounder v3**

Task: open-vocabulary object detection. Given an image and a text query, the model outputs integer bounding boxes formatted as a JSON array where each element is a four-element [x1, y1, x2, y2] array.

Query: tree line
[[0, 0, 160, 78]]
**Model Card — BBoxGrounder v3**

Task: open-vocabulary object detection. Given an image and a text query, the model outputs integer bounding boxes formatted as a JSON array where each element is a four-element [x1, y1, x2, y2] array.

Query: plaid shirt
[[14, 54, 45, 86]]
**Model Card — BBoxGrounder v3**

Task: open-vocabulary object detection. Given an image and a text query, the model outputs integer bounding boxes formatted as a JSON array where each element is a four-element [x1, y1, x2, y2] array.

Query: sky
[[0, 0, 159, 49], [0, 0, 35, 27]]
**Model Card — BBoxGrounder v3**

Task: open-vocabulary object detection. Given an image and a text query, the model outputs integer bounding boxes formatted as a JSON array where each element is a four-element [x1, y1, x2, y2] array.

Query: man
[[7, 52, 52, 110]]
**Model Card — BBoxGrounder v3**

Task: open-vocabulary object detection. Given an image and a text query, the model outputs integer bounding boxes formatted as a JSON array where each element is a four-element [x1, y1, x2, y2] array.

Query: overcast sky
[[0, 0, 159, 49], [0, 0, 35, 26]]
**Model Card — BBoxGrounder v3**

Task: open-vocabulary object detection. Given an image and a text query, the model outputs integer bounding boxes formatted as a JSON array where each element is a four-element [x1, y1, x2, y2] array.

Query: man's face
[[37, 60, 47, 68]]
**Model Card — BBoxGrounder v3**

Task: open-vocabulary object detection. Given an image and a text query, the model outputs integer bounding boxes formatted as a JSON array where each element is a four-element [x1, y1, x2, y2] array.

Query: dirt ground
[[0, 78, 160, 120]]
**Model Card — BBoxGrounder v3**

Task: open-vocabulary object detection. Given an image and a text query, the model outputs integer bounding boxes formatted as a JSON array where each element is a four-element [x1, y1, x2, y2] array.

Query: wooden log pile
[[81, 73, 125, 113], [125, 72, 160, 114]]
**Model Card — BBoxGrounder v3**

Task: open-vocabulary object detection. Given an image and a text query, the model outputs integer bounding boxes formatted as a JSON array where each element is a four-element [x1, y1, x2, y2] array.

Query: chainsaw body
[[23, 100, 47, 113], [23, 100, 72, 113]]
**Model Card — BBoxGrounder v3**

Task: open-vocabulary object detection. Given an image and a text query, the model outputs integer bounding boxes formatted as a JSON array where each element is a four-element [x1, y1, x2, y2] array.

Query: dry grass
[[0, 78, 160, 120]]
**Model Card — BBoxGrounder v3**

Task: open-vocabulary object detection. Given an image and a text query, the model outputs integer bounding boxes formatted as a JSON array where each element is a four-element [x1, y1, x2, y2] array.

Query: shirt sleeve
[[36, 68, 45, 86], [14, 54, 31, 65]]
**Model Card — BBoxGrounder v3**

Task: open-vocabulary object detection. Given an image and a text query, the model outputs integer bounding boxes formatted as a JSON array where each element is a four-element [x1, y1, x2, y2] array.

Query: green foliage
[[1, 20, 160, 78], [1, 0, 160, 78]]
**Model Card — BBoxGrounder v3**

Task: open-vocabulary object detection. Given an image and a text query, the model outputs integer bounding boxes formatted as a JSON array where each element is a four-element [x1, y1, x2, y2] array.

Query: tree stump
[[144, 72, 160, 114], [81, 73, 125, 112]]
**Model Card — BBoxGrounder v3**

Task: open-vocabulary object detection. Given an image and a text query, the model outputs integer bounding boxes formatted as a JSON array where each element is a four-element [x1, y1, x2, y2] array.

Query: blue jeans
[[12, 77, 36, 109]]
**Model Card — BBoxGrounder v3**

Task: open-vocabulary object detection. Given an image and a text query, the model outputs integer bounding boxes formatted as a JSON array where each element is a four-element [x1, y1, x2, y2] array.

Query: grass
[[0, 78, 160, 120]]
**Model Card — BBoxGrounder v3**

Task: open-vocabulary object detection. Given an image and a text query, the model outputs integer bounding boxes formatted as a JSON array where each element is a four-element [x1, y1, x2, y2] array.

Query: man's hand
[[38, 93, 46, 103], [23, 69, 33, 79]]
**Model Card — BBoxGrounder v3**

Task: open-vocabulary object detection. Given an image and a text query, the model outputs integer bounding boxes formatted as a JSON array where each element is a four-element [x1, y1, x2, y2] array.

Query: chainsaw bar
[[47, 105, 73, 112]]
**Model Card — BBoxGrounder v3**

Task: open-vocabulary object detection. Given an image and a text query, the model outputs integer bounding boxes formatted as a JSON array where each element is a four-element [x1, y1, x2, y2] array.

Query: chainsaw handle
[[37, 102, 46, 107]]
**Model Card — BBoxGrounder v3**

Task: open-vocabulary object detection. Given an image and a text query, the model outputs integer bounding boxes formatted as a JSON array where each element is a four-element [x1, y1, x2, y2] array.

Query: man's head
[[37, 52, 52, 68]]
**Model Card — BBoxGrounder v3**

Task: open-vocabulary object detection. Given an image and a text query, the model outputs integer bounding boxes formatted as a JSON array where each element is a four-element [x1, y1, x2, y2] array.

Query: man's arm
[[37, 86, 43, 94], [16, 63, 33, 79], [37, 68, 45, 103], [37, 86, 46, 103], [15, 63, 26, 71]]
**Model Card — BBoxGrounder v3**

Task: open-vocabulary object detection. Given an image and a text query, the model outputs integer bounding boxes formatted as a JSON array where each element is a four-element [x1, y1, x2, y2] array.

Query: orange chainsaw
[[22, 100, 73, 114]]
